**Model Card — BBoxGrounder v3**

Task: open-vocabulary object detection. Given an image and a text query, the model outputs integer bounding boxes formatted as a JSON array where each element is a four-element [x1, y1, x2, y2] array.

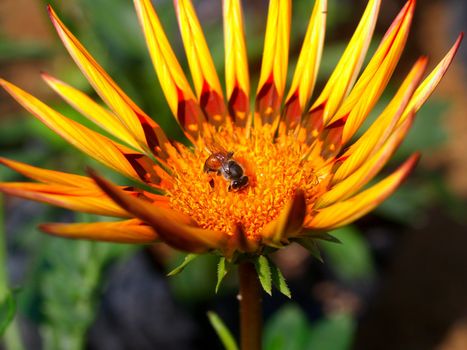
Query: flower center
[[164, 124, 327, 239]]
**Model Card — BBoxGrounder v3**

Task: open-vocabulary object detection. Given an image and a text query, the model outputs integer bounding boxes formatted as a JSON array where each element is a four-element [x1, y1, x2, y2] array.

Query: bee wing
[[205, 140, 230, 157]]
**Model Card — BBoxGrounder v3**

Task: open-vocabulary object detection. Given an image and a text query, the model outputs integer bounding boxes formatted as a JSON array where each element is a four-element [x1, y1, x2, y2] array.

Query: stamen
[[165, 125, 328, 239]]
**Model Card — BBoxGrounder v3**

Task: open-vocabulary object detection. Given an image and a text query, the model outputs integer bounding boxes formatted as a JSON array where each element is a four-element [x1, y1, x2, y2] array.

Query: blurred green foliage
[[264, 303, 355, 350]]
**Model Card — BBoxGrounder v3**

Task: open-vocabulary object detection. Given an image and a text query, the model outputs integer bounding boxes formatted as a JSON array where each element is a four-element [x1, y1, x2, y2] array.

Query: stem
[[238, 261, 262, 350]]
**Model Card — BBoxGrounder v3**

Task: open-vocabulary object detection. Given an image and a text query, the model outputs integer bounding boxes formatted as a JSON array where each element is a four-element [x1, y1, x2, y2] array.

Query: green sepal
[[167, 253, 199, 276], [254, 255, 272, 295], [269, 259, 291, 298], [312, 232, 342, 244], [302, 230, 342, 244], [216, 257, 231, 293], [0, 289, 17, 336], [296, 238, 324, 263], [207, 311, 239, 350]]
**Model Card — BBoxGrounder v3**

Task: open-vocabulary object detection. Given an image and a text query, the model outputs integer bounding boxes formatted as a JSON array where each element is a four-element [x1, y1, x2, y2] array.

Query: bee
[[203, 144, 249, 191]]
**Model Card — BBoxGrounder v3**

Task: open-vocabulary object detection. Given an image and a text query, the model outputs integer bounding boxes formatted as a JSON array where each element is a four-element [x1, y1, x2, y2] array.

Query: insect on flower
[[203, 144, 249, 192], [0, 0, 462, 259]]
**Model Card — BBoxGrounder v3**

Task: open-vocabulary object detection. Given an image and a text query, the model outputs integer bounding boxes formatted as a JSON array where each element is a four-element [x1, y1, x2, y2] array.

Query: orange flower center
[[164, 124, 329, 240]]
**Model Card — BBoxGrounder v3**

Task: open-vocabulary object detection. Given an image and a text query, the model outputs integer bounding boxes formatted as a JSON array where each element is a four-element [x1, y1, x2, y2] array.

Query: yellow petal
[[0, 157, 96, 188], [332, 57, 427, 184], [0, 182, 130, 217], [262, 189, 306, 246], [42, 73, 143, 152], [306, 153, 419, 230], [0, 79, 155, 183], [174, 0, 227, 125], [283, 0, 326, 129], [48, 5, 169, 156], [309, 0, 381, 123], [40, 219, 158, 244], [255, 0, 291, 128], [398, 33, 464, 126], [330, 0, 416, 145], [223, 0, 250, 127], [316, 112, 415, 208], [133, 0, 205, 137], [89, 170, 227, 253]]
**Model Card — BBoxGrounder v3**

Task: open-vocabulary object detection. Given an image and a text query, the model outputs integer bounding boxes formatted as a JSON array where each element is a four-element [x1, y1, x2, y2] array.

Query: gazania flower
[[0, 0, 462, 259]]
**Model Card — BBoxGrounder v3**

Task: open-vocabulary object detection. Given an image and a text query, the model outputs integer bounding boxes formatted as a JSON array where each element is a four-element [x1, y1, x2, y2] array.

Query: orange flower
[[0, 0, 462, 258]]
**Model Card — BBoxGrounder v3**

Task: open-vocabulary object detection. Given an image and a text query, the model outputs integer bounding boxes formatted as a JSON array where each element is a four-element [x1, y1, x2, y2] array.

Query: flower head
[[0, 0, 462, 259]]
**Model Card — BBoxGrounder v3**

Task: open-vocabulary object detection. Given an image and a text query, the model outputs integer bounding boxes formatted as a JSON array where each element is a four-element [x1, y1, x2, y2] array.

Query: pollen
[[164, 124, 329, 240]]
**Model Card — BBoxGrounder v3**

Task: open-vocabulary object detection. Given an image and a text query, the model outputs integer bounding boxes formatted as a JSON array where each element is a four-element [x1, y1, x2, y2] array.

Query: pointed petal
[[0, 157, 96, 188], [262, 189, 306, 246], [316, 112, 415, 208], [0, 79, 165, 184], [309, 0, 381, 123], [332, 57, 427, 184], [133, 0, 205, 137], [223, 0, 250, 127], [398, 33, 464, 126], [0, 182, 130, 217], [89, 170, 227, 253], [48, 5, 169, 156], [174, 0, 227, 125], [306, 154, 419, 230], [255, 0, 291, 128], [283, 0, 326, 129], [39, 219, 158, 244], [330, 0, 416, 145], [42, 73, 143, 152], [224, 223, 259, 258]]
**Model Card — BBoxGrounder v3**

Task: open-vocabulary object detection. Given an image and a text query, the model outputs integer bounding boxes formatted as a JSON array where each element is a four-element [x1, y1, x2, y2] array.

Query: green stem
[[0, 195, 25, 350], [238, 261, 262, 350]]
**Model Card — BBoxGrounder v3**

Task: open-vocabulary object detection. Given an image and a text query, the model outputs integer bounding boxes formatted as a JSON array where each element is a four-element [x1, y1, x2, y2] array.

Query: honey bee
[[203, 144, 249, 191]]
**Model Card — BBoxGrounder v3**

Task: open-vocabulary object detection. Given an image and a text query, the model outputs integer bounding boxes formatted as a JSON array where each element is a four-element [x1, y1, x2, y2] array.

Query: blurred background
[[0, 0, 466, 349]]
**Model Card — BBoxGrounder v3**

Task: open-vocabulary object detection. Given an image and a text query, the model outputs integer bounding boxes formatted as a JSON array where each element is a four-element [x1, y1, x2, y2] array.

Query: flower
[[0, 0, 462, 258]]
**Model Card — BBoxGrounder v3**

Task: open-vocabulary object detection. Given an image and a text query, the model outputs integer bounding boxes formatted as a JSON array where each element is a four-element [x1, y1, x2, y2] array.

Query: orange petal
[[255, 0, 291, 128], [316, 112, 415, 208], [89, 170, 227, 253], [0, 182, 130, 217], [398, 33, 464, 126], [223, 0, 250, 127], [48, 5, 169, 156], [309, 0, 381, 123], [174, 0, 227, 126], [306, 154, 419, 230], [42, 73, 143, 152], [0, 79, 164, 184], [330, 0, 416, 145], [332, 56, 427, 184], [283, 0, 326, 129], [133, 0, 205, 137], [262, 189, 306, 246], [40, 219, 158, 244], [0, 157, 96, 188]]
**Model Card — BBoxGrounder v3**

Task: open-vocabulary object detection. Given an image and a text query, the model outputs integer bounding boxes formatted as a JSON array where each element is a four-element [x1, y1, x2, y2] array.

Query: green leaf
[[216, 257, 230, 293], [322, 226, 375, 282], [269, 260, 291, 298], [306, 313, 356, 350], [207, 311, 239, 350], [295, 238, 324, 263], [264, 303, 310, 350], [167, 253, 199, 276], [0, 290, 17, 336], [254, 256, 272, 295]]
